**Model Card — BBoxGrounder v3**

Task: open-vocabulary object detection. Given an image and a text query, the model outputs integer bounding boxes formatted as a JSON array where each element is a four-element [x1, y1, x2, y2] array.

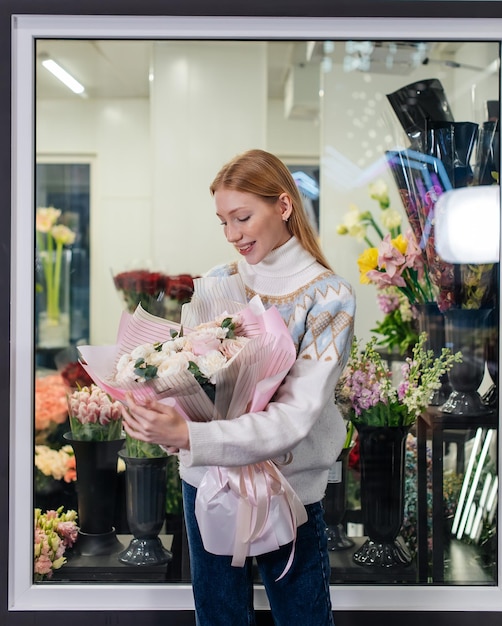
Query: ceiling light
[[40, 55, 85, 95]]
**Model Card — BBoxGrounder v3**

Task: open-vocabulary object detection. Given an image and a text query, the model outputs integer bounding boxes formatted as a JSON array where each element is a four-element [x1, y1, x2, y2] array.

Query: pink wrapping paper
[[195, 462, 308, 579], [77, 277, 306, 573]]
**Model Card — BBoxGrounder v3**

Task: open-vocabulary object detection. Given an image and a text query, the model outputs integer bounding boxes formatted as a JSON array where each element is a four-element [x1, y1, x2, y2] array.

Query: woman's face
[[214, 188, 292, 265]]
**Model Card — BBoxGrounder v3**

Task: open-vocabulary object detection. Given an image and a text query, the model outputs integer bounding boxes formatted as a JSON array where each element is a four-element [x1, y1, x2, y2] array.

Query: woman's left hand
[[121, 392, 190, 451]]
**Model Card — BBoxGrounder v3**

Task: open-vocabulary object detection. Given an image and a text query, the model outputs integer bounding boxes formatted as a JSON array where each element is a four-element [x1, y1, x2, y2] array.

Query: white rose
[[156, 352, 191, 378], [171, 336, 188, 352], [196, 350, 227, 382], [116, 360, 142, 384], [130, 343, 155, 360]]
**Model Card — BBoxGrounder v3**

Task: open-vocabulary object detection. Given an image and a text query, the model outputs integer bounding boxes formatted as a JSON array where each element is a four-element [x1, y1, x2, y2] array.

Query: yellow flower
[[392, 233, 408, 255], [380, 207, 402, 231], [36, 207, 61, 233], [357, 247, 378, 283]]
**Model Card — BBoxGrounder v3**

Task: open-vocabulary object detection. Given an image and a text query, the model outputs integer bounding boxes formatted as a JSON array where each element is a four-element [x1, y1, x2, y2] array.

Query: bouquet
[[78, 275, 306, 576], [34, 506, 78, 580], [67, 384, 123, 441], [336, 333, 461, 427], [113, 269, 195, 320], [337, 179, 428, 354], [358, 229, 436, 306]]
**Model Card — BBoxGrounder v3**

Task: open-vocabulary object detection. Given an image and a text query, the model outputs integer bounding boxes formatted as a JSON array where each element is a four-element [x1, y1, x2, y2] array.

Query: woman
[[122, 149, 355, 625]]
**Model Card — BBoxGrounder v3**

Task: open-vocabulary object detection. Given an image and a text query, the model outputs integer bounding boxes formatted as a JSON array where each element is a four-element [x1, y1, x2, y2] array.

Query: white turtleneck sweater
[[179, 236, 355, 505]]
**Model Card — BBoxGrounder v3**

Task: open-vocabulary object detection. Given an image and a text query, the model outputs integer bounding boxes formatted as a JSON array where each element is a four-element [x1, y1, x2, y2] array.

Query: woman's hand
[[121, 392, 190, 452]]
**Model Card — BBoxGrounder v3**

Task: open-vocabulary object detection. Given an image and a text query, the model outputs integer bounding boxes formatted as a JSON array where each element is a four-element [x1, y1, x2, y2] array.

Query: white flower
[[115, 358, 143, 384], [113, 312, 247, 390], [380, 207, 402, 231], [369, 179, 390, 206], [156, 352, 192, 378], [130, 343, 155, 360], [338, 204, 367, 242], [196, 350, 228, 382]]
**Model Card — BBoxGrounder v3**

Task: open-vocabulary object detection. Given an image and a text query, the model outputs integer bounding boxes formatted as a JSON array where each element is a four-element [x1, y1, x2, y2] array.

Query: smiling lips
[[237, 242, 255, 255]]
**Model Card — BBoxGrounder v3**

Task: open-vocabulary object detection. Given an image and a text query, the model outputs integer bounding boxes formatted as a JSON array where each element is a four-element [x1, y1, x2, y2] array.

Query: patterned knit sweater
[[179, 236, 356, 505]]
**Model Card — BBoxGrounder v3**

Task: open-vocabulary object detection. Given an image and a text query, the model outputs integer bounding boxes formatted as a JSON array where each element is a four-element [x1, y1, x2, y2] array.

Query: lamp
[[435, 185, 500, 264], [40, 54, 85, 95]]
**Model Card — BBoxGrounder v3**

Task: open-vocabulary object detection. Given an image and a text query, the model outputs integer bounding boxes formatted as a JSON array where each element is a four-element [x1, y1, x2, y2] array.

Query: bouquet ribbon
[[195, 461, 308, 581]]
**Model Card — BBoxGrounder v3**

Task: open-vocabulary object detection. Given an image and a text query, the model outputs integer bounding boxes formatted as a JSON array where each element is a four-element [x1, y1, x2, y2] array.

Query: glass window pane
[[33, 36, 498, 590]]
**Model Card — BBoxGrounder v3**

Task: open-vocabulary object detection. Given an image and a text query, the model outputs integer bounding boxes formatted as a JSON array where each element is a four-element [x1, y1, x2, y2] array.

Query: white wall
[[36, 40, 498, 346], [37, 42, 274, 344], [266, 98, 320, 163], [149, 41, 268, 279]]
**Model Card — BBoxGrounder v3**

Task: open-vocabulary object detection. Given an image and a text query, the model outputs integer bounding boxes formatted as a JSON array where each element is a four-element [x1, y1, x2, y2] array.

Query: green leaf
[[221, 317, 236, 338], [133, 358, 158, 380]]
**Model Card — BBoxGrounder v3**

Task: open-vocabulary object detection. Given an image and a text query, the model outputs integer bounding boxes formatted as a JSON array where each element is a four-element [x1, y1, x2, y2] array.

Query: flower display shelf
[[327, 537, 417, 584], [50, 534, 176, 583]]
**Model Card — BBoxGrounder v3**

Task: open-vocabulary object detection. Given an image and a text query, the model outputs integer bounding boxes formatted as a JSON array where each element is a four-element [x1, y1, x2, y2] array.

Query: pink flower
[[402, 230, 425, 279], [57, 521, 79, 548], [34, 552, 53, 576], [377, 291, 400, 314], [366, 269, 407, 288], [190, 333, 222, 356], [219, 337, 249, 359], [68, 384, 123, 440], [377, 234, 406, 278]]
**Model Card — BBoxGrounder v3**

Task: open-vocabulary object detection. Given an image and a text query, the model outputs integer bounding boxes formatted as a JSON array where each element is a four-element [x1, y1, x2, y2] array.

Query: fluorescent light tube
[[41, 58, 85, 95]]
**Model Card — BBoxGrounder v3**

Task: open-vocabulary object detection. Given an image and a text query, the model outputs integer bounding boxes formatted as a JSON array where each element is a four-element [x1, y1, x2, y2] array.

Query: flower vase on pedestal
[[118, 451, 173, 566], [414, 303, 452, 406], [353, 425, 412, 568], [63, 433, 125, 556], [324, 448, 354, 551], [440, 308, 493, 416], [37, 249, 71, 349]]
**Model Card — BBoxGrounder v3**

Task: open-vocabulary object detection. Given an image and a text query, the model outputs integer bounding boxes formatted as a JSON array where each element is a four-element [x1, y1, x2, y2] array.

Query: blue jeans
[[183, 481, 334, 626]]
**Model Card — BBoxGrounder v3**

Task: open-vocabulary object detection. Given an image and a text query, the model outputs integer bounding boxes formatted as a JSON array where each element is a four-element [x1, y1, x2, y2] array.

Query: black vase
[[323, 448, 354, 551], [440, 308, 493, 416], [63, 433, 125, 556], [386, 78, 454, 148], [118, 451, 173, 566], [353, 425, 412, 568], [413, 302, 452, 406]]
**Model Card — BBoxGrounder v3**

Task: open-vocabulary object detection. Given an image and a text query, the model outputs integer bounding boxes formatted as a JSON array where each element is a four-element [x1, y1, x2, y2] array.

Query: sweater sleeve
[[180, 277, 355, 468]]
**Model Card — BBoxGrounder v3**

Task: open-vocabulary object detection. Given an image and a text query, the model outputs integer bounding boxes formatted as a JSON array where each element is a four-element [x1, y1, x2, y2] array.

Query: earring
[[283, 216, 289, 222]]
